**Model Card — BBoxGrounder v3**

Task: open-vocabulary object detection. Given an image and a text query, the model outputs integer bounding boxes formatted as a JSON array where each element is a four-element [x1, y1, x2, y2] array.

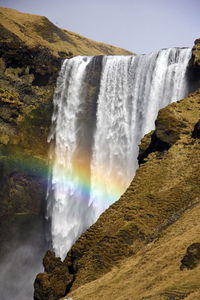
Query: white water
[[47, 48, 191, 259]]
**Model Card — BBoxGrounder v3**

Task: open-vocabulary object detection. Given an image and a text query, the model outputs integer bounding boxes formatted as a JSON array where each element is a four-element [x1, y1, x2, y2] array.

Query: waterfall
[[47, 48, 191, 259]]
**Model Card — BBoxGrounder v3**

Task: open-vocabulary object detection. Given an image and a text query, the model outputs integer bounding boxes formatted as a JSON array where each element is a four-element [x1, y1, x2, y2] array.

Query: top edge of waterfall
[[65, 47, 192, 60]]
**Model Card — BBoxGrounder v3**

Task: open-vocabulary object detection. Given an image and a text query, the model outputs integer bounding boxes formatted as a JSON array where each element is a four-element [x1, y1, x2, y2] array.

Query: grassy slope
[[0, 6, 133, 56], [57, 88, 200, 300], [67, 203, 200, 300]]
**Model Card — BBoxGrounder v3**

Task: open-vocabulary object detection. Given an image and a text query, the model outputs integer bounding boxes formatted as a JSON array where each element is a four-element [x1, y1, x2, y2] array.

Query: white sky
[[0, 0, 199, 54]]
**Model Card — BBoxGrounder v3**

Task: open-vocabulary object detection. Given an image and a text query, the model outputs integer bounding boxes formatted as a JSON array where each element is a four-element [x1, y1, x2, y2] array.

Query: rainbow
[[50, 153, 128, 210], [5, 151, 126, 208]]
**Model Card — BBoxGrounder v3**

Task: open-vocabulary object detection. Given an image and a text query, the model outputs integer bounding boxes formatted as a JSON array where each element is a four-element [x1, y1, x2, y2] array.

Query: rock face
[[34, 84, 200, 299]]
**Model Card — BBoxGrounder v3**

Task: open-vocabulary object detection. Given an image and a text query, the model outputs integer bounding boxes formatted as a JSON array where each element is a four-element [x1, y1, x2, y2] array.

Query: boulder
[[180, 243, 200, 270], [34, 251, 73, 300], [192, 120, 200, 138]]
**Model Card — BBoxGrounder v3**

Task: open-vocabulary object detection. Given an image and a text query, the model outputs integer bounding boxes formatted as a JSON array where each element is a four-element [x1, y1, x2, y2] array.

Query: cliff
[[0, 8, 133, 298], [0, 7, 132, 229], [34, 41, 200, 299], [1, 6, 200, 300]]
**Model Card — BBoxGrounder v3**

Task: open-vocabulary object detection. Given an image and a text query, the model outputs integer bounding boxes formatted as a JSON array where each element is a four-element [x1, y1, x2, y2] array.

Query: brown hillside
[[0, 7, 133, 57], [67, 201, 200, 300], [34, 86, 200, 299]]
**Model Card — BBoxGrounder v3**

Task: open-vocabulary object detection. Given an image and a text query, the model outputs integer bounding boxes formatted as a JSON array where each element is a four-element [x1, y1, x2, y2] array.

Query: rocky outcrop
[[180, 243, 200, 270], [138, 90, 200, 164], [192, 39, 200, 68], [192, 119, 200, 138], [34, 251, 73, 300], [34, 86, 200, 299], [188, 39, 200, 91]]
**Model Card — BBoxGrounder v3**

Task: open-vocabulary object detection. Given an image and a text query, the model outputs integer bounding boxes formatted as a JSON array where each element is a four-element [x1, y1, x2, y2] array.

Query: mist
[[0, 215, 46, 300]]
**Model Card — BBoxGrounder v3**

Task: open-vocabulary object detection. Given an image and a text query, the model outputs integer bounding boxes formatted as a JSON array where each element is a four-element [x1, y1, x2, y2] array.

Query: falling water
[[47, 48, 191, 259]]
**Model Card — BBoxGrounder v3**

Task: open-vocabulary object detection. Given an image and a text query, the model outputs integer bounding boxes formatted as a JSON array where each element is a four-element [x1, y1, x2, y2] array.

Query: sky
[[0, 0, 199, 54]]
